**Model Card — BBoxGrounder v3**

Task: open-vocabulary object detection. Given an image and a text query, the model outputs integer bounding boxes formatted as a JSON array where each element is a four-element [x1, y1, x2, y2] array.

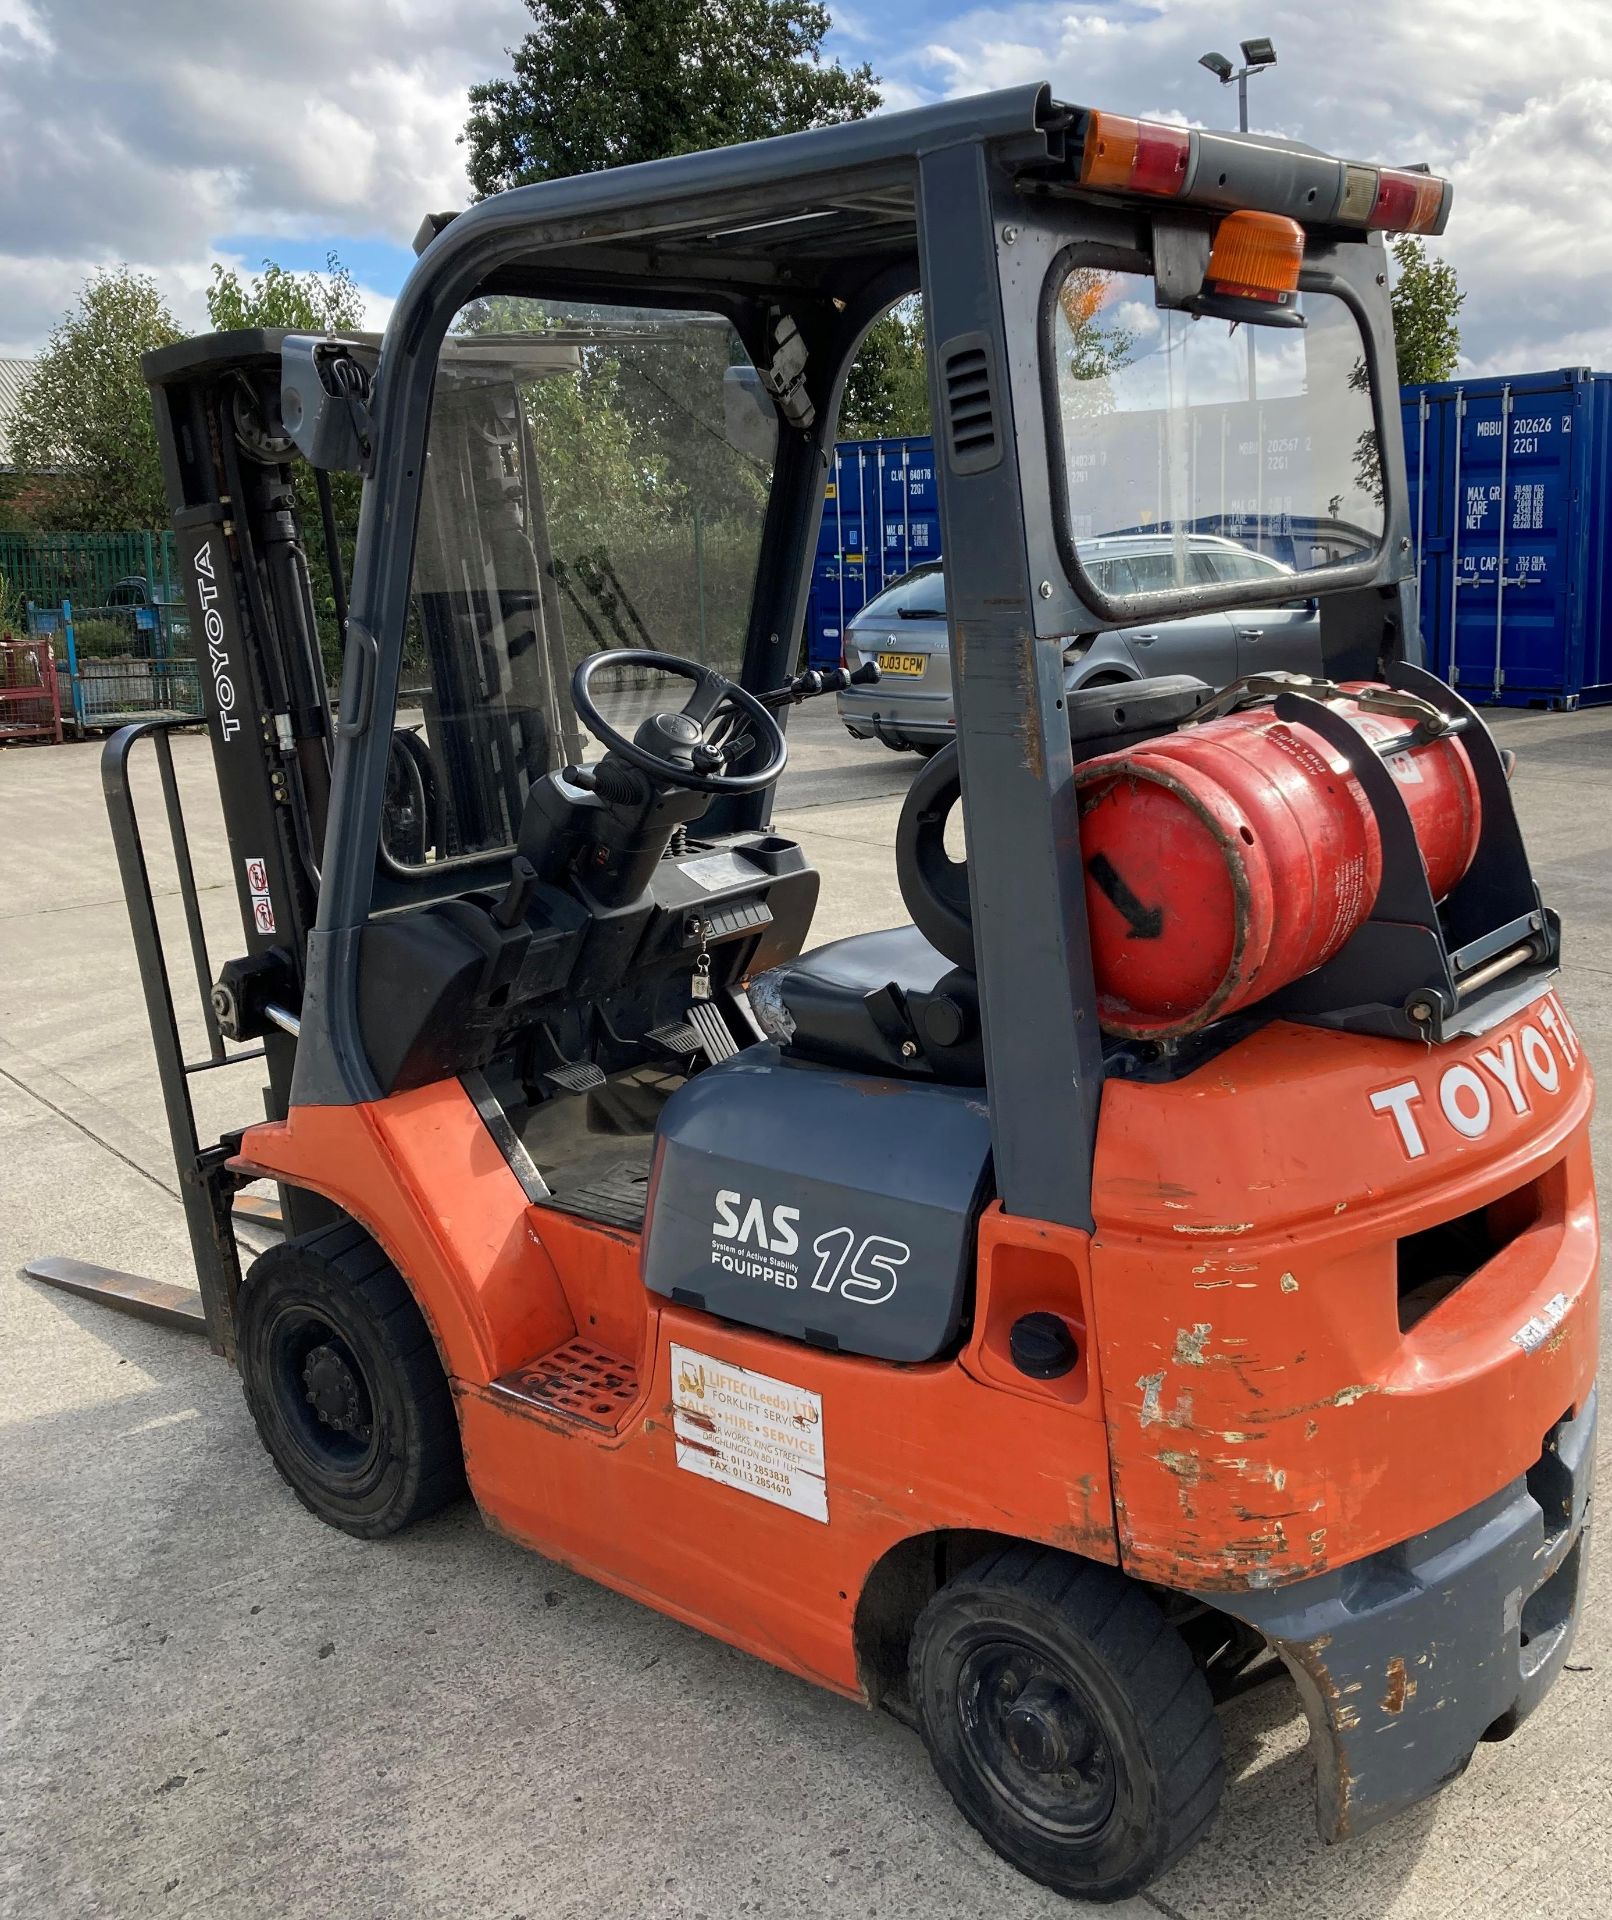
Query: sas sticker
[[670, 1343, 827, 1522]]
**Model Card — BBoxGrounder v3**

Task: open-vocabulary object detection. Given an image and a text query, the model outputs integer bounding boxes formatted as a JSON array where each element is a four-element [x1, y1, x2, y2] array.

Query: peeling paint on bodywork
[[1382, 1655, 1416, 1713], [1174, 1322, 1213, 1366]]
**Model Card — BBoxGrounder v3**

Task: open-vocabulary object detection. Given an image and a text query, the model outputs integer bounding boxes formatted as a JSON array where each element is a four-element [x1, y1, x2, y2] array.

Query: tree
[[5, 269, 181, 530], [463, 0, 879, 195], [840, 300, 929, 440], [1389, 236, 1464, 386], [207, 253, 367, 335]]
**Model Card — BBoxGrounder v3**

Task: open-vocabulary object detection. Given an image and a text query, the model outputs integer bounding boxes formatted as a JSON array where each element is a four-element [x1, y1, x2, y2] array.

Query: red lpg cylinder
[[1074, 686, 1483, 1038]]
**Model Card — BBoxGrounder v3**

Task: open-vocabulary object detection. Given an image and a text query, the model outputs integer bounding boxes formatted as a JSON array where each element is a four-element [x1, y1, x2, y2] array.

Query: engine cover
[[643, 1045, 994, 1363]]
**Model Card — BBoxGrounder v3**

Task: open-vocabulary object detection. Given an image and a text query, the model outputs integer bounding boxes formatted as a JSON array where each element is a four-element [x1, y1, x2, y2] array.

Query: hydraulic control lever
[[757, 661, 880, 711]]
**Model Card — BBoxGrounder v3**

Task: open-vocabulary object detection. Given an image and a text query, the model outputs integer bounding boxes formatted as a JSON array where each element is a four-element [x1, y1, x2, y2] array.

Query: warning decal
[[670, 1343, 827, 1522], [244, 856, 275, 935]]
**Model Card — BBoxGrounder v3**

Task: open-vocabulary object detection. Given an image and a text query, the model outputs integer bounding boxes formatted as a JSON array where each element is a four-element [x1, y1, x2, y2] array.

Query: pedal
[[686, 1000, 740, 1062], [646, 1021, 704, 1057], [544, 1060, 607, 1094]]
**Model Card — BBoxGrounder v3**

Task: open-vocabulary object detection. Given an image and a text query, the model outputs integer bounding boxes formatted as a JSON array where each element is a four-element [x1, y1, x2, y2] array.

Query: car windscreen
[[1047, 266, 1385, 608], [857, 567, 946, 621]]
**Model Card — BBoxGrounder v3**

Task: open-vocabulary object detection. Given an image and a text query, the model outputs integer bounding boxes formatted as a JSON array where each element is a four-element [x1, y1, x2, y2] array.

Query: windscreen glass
[[1048, 268, 1384, 606], [860, 565, 947, 620], [384, 299, 775, 869]]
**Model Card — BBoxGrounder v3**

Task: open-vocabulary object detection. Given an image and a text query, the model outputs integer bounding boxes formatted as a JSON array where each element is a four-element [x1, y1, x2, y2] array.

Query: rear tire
[[236, 1220, 465, 1539], [909, 1546, 1223, 1902]]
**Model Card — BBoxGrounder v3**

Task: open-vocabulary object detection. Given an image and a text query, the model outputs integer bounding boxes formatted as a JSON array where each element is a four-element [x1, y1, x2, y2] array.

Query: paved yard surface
[[2, 702, 1608, 1920]]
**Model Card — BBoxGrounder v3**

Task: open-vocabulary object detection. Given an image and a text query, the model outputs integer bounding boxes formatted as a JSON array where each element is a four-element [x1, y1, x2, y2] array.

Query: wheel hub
[[1001, 1672, 1094, 1775], [301, 1342, 372, 1441]]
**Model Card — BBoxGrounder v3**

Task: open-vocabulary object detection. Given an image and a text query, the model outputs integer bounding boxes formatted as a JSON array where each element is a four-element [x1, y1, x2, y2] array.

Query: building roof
[[0, 358, 36, 472]]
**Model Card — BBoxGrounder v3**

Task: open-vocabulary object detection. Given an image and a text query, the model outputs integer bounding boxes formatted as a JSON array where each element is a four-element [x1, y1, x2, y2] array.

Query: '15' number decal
[[810, 1226, 909, 1306]]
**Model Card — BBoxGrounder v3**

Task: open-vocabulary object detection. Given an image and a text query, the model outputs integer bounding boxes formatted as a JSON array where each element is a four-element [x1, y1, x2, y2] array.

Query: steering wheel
[[571, 649, 787, 795]]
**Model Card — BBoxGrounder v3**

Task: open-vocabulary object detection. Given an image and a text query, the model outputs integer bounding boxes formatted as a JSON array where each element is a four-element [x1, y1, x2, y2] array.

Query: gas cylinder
[[1074, 685, 1483, 1039]]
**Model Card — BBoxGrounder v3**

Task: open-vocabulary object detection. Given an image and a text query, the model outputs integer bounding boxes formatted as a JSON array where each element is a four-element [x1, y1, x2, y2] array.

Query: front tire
[[236, 1220, 465, 1539], [909, 1546, 1223, 1902]]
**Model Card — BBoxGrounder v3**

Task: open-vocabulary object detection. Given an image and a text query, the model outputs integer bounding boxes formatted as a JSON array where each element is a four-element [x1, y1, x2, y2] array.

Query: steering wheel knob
[[636, 712, 703, 756]]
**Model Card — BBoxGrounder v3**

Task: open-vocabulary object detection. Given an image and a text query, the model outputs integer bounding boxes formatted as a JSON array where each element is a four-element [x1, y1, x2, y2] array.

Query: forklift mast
[[101, 328, 597, 1350]]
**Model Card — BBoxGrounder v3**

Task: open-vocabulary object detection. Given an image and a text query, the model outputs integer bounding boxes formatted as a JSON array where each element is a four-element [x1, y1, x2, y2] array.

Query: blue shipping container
[[1402, 369, 1612, 707], [807, 436, 940, 667]]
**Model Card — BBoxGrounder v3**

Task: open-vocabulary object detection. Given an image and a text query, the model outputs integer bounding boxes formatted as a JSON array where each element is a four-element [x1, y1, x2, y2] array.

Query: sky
[[1, 0, 1608, 375]]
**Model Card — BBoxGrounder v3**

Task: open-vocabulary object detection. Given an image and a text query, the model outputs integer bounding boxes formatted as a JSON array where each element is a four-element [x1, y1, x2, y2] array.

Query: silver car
[[837, 534, 1321, 753]]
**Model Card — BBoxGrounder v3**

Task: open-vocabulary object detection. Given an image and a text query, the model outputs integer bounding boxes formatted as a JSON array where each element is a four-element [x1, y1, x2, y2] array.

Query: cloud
[[3, 0, 1607, 379], [876, 0, 1612, 374], [0, 0, 518, 349]]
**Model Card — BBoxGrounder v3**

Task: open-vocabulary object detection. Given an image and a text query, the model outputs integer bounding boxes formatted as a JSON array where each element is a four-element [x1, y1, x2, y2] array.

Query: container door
[[876, 438, 942, 583], [1401, 387, 1450, 677], [1438, 378, 1583, 703]]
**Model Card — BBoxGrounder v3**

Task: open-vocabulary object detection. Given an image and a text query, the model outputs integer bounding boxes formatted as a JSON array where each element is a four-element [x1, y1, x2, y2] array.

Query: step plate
[[491, 1338, 639, 1428], [540, 1158, 651, 1232]]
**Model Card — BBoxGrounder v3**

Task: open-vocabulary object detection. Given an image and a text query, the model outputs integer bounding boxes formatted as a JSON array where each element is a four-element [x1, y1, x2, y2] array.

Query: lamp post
[[1199, 40, 1277, 410], [1197, 37, 1276, 135]]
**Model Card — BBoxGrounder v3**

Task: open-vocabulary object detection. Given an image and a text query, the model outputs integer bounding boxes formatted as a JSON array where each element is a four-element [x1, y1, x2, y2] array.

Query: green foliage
[[207, 252, 367, 679], [67, 615, 134, 660], [0, 566, 25, 636], [1389, 236, 1464, 386], [1060, 270, 1134, 387], [463, 0, 880, 195], [5, 269, 181, 531], [840, 300, 929, 440], [458, 4, 883, 682], [452, 297, 770, 674], [206, 253, 368, 335]]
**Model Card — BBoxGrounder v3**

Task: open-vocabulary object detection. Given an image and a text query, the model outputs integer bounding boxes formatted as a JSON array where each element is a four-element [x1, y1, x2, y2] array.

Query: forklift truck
[[33, 86, 1598, 1900]]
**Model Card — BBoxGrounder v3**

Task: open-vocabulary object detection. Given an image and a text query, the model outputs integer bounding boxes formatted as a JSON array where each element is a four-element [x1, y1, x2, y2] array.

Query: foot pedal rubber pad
[[646, 1022, 704, 1057], [544, 1060, 607, 1093], [686, 1001, 740, 1062]]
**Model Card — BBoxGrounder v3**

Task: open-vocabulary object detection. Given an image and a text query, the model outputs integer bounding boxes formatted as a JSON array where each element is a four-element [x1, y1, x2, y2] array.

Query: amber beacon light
[[1206, 210, 1305, 305]]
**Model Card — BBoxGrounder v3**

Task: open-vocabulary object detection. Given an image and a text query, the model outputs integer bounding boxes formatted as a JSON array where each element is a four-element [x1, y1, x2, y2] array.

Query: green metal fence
[[0, 530, 180, 612], [0, 530, 197, 732]]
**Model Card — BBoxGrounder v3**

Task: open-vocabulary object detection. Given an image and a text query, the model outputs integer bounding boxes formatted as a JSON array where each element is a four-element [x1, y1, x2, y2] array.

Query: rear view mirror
[[723, 365, 779, 464]]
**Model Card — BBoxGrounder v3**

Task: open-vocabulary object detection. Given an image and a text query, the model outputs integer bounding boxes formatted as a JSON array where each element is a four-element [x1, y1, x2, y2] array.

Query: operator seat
[[750, 924, 983, 1084], [749, 675, 1214, 1085]]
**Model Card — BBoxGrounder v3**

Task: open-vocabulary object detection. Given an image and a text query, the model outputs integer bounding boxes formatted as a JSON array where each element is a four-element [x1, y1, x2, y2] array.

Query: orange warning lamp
[[1206, 210, 1305, 306]]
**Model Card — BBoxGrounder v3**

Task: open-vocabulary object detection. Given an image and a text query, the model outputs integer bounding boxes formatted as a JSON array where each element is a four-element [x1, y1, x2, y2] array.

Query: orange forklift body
[[233, 984, 1596, 1696]]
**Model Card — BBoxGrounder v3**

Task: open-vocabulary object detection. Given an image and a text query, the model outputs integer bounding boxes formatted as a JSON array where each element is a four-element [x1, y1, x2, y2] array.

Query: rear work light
[[1076, 105, 1453, 236], [1206, 210, 1304, 305], [1369, 167, 1449, 234], [1080, 111, 1191, 197]]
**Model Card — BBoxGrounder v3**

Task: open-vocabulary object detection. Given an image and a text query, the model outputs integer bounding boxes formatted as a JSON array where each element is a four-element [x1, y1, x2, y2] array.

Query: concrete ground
[[1, 702, 1608, 1920]]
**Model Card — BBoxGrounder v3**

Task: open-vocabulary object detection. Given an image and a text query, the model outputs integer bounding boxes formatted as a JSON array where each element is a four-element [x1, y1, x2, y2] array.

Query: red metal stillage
[[0, 636, 64, 745]]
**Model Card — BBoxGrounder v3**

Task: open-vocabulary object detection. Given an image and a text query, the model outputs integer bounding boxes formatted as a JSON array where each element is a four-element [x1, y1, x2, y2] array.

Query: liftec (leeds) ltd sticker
[[670, 1343, 827, 1522]]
